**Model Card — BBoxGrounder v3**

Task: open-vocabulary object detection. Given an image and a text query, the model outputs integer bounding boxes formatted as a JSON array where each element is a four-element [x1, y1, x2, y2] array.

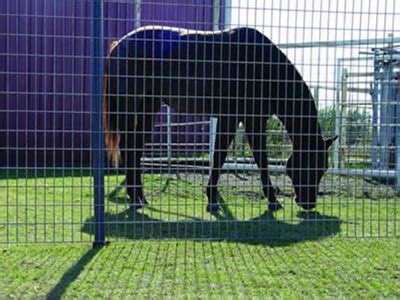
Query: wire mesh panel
[[1, 0, 399, 243], [1, 0, 95, 243]]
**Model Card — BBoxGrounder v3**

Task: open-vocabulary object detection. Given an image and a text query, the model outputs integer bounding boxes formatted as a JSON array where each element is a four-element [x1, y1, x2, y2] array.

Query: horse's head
[[286, 136, 337, 210]]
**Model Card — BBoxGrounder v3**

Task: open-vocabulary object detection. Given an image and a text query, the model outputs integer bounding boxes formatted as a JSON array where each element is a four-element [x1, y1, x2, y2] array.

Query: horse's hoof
[[268, 202, 284, 212], [206, 203, 222, 213]]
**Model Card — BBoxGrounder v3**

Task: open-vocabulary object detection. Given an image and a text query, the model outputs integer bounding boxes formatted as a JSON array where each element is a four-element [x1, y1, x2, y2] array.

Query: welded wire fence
[[0, 0, 399, 244]]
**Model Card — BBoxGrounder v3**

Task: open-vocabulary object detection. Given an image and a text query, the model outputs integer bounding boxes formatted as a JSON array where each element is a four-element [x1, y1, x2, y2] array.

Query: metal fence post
[[371, 53, 380, 169], [224, 0, 232, 28], [91, 0, 106, 247], [334, 60, 343, 168], [396, 80, 400, 193], [209, 0, 221, 175], [135, 0, 142, 28], [340, 68, 348, 164], [313, 86, 319, 108], [167, 106, 172, 169]]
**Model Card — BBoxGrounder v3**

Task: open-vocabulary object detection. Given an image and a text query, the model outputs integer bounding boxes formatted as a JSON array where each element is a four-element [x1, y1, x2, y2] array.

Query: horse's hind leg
[[244, 118, 283, 212], [132, 100, 160, 204], [128, 114, 153, 207], [121, 99, 159, 210], [206, 117, 237, 213], [120, 127, 142, 209]]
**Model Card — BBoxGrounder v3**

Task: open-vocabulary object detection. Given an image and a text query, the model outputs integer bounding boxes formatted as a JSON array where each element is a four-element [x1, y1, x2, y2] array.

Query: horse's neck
[[276, 96, 324, 152]]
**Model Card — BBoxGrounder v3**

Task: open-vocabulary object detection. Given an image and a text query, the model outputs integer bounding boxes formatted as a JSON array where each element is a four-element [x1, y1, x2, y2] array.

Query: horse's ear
[[325, 136, 338, 149]]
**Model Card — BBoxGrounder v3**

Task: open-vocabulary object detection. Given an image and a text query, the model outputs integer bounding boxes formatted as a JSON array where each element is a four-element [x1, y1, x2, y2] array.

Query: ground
[[0, 169, 399, 297], [1, 240, 399, 298]]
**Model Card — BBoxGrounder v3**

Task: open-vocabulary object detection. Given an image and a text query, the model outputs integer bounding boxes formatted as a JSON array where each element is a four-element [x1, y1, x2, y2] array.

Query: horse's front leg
[[206, 117, 237, 213], [245, 118, 284, 212]]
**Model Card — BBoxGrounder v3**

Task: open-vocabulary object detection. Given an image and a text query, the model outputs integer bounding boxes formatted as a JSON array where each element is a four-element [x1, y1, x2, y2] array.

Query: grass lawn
[[0, 169, 399, 297], [1, 239, 399, 298]]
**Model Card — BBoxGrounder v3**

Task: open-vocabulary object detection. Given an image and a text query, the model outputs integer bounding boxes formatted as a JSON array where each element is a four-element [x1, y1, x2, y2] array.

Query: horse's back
[[111, 26, 271, 60], [108, 26, 311, 116]]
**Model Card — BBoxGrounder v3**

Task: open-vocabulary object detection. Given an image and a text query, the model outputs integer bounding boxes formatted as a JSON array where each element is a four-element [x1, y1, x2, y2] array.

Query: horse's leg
[[120, 128, 142, 209], [131, 100, 159, 206], [122, 98, 159, 209], [244, 118, 284, 212], [206, 117, 237, 213]]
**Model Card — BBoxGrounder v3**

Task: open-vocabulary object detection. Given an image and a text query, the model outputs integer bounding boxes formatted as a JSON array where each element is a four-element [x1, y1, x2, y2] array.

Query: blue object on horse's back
[[123, 28, 181, 58]]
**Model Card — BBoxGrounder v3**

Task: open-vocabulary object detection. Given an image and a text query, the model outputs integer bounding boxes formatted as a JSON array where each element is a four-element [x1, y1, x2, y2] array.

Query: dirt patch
[[179, 172, 397, 200]]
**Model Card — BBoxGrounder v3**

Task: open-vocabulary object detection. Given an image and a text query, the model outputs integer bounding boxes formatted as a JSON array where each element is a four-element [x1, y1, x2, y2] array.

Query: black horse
[[103, 26, 337, 213]]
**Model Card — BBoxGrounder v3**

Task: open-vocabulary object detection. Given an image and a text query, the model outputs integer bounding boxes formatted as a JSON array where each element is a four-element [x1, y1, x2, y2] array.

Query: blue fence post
[[91, 0, 106, 247]]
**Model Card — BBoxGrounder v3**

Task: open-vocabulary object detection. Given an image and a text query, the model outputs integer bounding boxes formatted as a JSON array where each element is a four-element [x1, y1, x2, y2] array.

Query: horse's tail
[[103, 41, 121, 167]]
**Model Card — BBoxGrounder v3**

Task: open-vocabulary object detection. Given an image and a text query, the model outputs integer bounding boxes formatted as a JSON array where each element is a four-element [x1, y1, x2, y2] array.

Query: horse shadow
[[81, 200, 342, 246]]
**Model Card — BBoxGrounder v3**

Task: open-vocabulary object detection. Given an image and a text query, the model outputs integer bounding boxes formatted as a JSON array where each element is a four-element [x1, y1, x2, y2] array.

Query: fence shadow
[[46, 247, 101, 299], [81, 207, 342, 246]]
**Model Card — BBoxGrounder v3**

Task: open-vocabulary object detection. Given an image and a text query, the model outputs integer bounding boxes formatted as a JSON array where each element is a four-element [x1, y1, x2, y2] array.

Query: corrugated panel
[[0, 0, 218, 166]]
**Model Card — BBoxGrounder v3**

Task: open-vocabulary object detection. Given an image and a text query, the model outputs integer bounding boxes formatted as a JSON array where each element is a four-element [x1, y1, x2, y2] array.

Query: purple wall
[[0, 0, 223, 167]]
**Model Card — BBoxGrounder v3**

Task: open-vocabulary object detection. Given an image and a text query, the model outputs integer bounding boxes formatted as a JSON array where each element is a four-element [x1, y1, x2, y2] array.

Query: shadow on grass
[[28, 237, 399, 298], [46, 247, 101, 299], [81, 206, 342, 246], [84, 180, 342, 245], [50, 195, 340, 297]]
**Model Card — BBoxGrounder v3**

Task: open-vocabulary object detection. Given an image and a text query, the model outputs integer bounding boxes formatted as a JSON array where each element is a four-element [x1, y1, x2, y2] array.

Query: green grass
[[342, 157, 373, 170], [0, 169, 399, 297], [1, 170, 398, 242], [1, 240, 399, 298]]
